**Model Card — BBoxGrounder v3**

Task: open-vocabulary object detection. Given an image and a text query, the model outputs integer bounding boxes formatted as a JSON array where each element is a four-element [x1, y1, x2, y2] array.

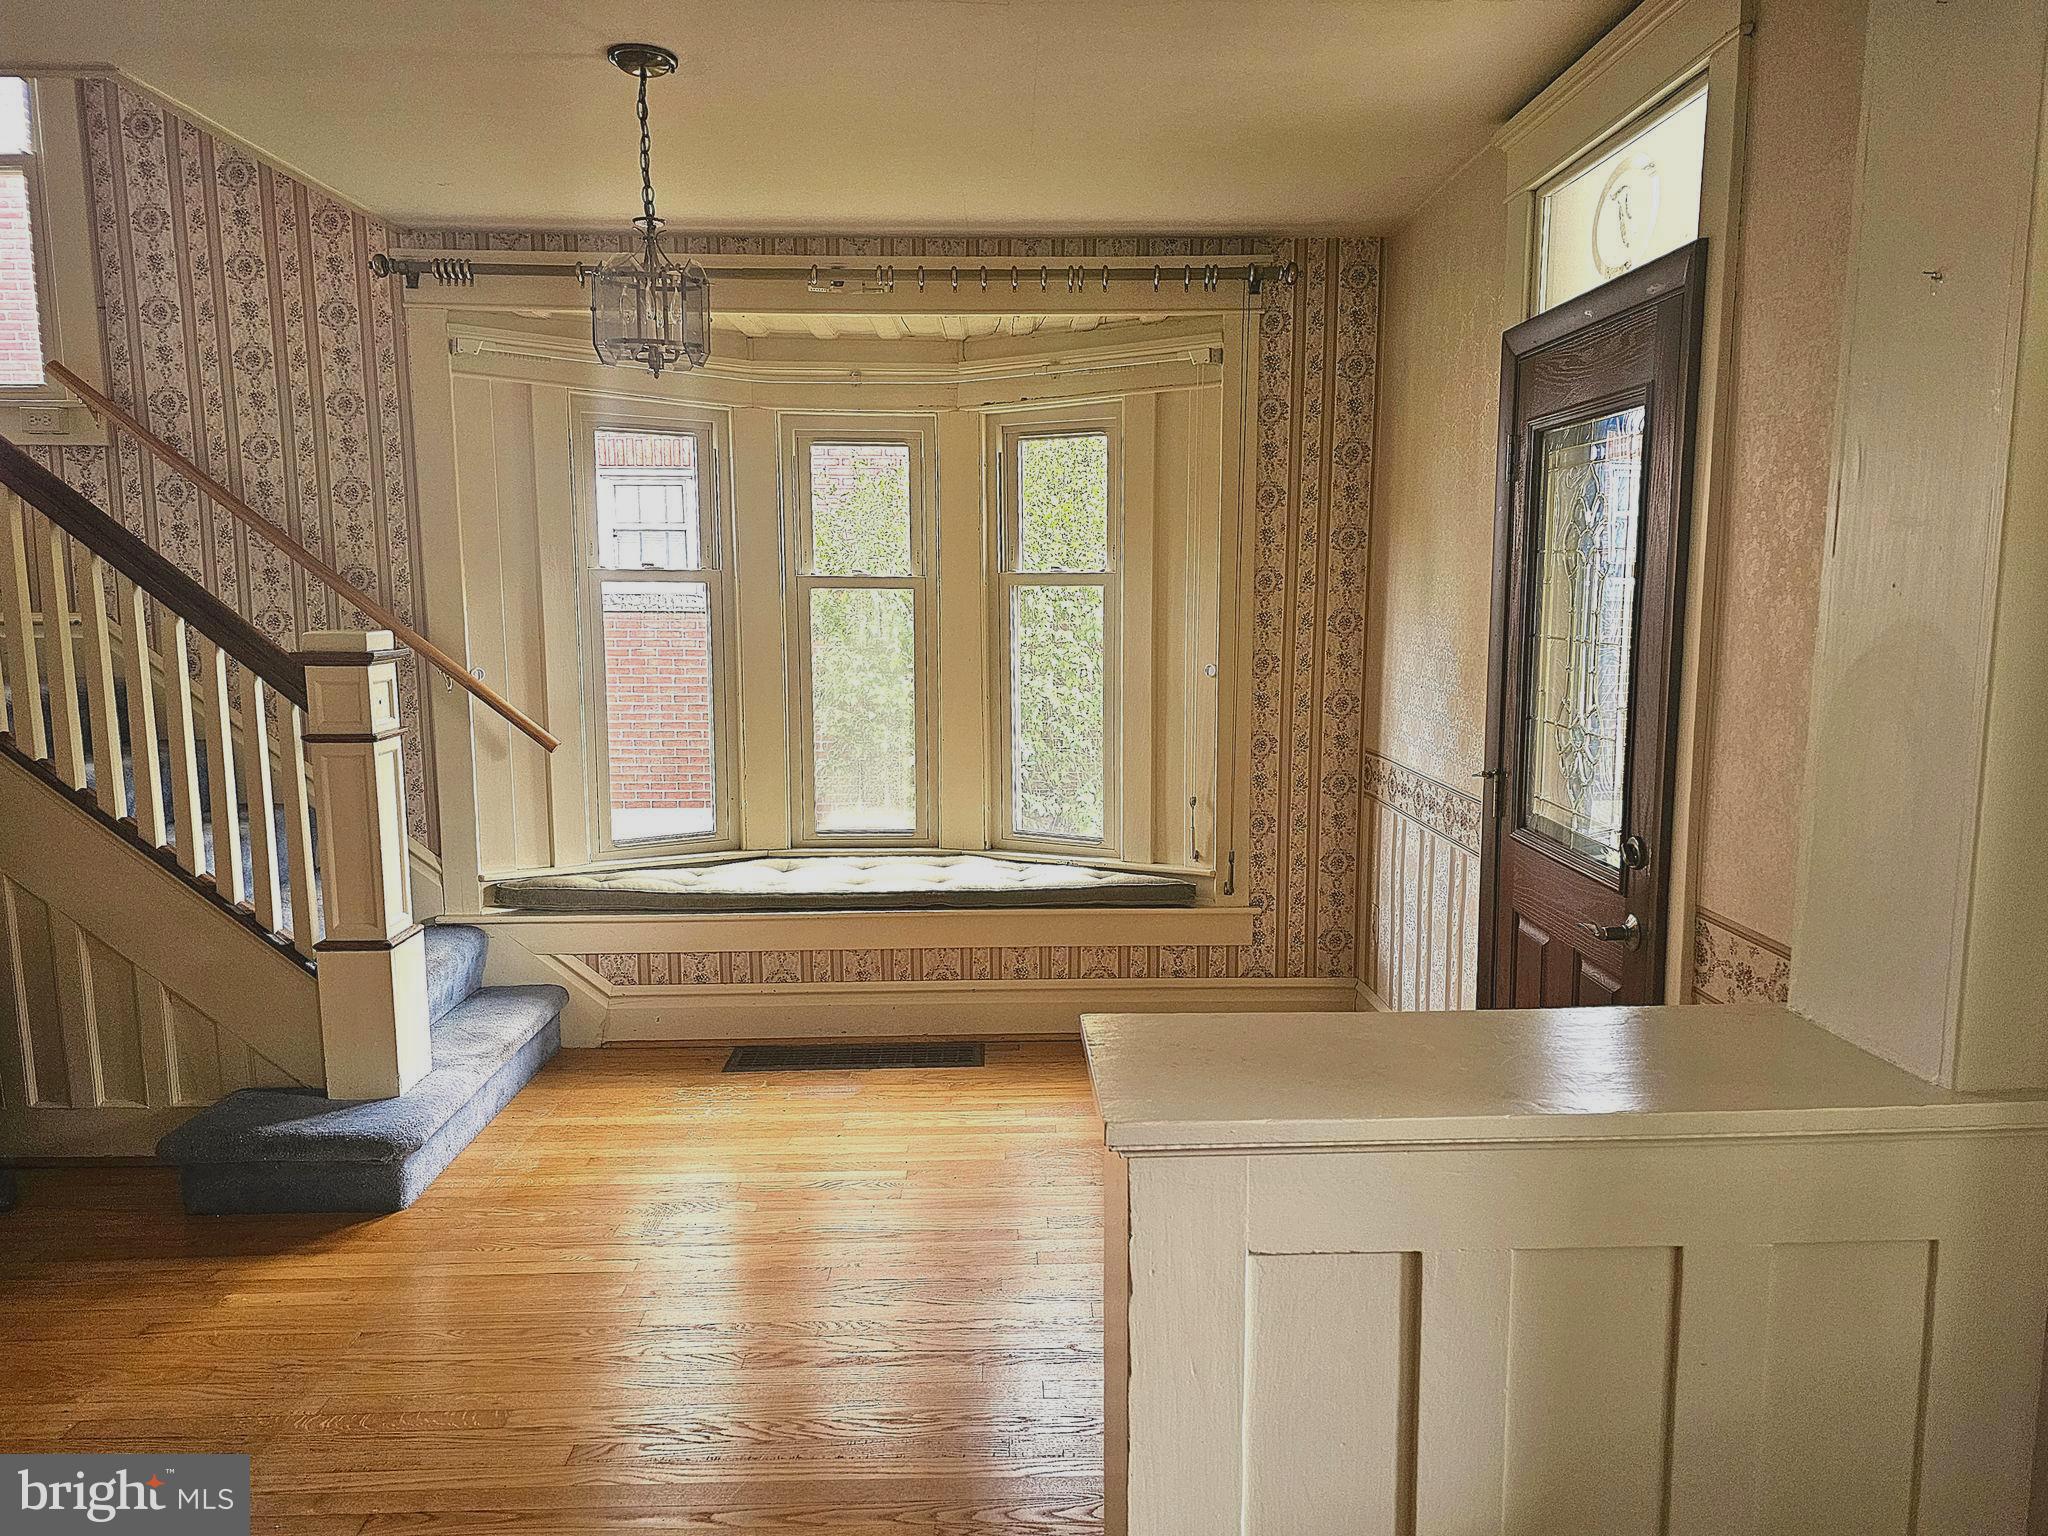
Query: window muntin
[[584, 423, 732, 850], [0, 76, 46, 387], [999, 425, 1118, 850], [790, 428, 934, 842], [1536, 80, 1708, 313]]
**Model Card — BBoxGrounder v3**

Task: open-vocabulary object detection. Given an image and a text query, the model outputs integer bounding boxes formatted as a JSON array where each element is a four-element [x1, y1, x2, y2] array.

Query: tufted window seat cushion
[[489, 853, 1198, 914]]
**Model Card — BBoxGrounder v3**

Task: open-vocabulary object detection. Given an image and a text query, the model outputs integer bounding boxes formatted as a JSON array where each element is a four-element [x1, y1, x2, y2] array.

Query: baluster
[[0, 489, 45, 759], [118, 578, 168, 847], [238, 670, 282, 935], [195, 635, 245, 906], [278, 699, 319, 956], [159, 614, 205, 875], [71, 549, 125, 820], [37, 516, 86, 790]]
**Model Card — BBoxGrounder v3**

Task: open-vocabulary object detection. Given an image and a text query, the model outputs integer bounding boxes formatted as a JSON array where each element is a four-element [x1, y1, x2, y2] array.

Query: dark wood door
[[1478, 241, 1707, 1008]]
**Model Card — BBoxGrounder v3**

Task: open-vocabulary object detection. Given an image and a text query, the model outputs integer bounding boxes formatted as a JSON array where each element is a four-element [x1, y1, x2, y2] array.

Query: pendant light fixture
[[579, 43, 710, 377]]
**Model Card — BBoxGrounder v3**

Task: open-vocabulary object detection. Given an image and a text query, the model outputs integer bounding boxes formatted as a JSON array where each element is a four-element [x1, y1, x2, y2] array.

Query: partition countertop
[[1081, 1005, 2048, 1152]]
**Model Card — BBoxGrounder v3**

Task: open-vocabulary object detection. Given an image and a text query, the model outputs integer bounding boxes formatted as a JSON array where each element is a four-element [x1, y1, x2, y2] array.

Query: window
[[581, 421, 733, 850], [1536, 80, 1708, 313], [0, 77, 46, 386], [788, 425, 934, 842], [998, 421, 1118, 849]]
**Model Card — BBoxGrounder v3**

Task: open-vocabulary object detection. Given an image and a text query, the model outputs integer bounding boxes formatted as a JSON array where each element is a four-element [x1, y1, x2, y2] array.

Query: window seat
[[488, 853, 1198, 914]]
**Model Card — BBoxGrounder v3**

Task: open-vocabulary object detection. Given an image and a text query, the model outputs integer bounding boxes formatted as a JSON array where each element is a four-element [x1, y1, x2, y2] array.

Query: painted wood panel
[[0, 756, 319, 1155], [1118, 1137, 2048, 1534], [1244, 1251, 1411, 1535]]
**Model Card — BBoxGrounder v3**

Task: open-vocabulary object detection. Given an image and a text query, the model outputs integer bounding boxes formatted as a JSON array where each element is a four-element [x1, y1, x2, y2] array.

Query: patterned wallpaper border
[[1692, 907, 1792, 1005], [581, 945, 1244, 989], [1362, 751, 1481, 855]]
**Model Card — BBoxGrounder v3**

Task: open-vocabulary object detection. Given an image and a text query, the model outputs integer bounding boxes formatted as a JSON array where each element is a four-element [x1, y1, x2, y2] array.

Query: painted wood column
[[1793, 0, 2048, 1090], [303, 629, 430, 1099]]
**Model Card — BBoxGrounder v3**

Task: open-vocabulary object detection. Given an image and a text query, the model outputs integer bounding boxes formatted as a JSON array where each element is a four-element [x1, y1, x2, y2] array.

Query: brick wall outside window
[[603, 603, 715, 813], [0, 169, 43, 385]]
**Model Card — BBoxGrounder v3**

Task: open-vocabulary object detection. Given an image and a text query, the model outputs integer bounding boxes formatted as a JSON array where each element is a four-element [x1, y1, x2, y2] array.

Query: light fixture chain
[[636, 67, 657, 230]]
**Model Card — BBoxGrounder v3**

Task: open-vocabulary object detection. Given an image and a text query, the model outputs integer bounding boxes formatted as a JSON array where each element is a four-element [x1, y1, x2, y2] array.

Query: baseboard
[[1356, 977, 1387, 1011]]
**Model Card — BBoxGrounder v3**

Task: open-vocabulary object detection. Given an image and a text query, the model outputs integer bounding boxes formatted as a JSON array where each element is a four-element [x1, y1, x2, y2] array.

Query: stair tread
[[158, 983, 566, 1166]]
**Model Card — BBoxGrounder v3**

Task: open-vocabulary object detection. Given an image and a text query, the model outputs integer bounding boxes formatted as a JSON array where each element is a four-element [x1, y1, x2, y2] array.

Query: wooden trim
[[299, 647, 409, 668], [39, 362, 559, 754], [0, 734, 314, 974], [315, 923, 425, 954], [301, 727, 404, 745], [0, 437, 307, 705]]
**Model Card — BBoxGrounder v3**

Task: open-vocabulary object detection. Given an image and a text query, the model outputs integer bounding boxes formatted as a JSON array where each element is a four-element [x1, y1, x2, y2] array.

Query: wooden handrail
[[0, 437, 308, 706], [45, 361, 559, 753]]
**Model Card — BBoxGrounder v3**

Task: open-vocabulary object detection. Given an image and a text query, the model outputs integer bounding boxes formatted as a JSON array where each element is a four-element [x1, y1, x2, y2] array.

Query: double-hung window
[[581, 418, 734, 850], [996, 417, 1119, 851], [0, 77, 48, 387], [788, 422, 935, 842]]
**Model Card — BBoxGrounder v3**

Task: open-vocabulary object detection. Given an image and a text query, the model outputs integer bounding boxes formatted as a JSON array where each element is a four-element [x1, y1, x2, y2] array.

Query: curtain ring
[[979, 266, 988, 290], [950, 266, 959, 292], [1011, 266, 1019, 291], [1152, 266, 1161, 292], [1183, 265, 1192, 292], [1101, 266, 1110, 292], [917, 266, 926, 292], [1040, 266, 1049, 291]]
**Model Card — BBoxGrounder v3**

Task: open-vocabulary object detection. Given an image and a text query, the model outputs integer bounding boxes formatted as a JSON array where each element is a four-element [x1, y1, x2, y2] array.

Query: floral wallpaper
[[399, 230, 1381, 986], [1692, 908, 1792, 1005], [29, 78, 434, 846]]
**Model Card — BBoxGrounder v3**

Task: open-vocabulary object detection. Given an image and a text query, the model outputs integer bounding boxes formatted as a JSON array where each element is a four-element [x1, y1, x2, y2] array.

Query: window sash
[[578, 417, 737, 855], [994, 416, 1121, 854], [788, 425, 936, 845]]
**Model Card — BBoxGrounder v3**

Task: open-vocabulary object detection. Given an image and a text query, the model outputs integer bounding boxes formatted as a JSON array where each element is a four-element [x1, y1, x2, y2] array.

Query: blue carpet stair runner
[[156, 925, 565, 1214]]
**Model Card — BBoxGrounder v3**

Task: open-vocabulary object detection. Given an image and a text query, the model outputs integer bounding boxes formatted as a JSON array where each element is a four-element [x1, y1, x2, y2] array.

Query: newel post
[[302, 629, 430, 1099]]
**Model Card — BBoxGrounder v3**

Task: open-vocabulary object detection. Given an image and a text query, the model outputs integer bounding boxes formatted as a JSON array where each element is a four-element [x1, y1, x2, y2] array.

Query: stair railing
[[0, 440, 432, 1098], [0, 437, 323, 958], [43, 360, 558, 754]]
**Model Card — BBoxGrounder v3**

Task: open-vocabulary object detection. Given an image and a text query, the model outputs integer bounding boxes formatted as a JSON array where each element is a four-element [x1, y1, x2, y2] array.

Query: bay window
[[997, 420, 1119, 851], [787, 422, 935, 843], [579, 417, 735, 851]]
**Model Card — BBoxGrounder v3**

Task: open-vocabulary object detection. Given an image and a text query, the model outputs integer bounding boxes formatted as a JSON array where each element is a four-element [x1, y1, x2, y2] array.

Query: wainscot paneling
[[0, 754, 319, 1157], [1361, 750, 1479, 1010]]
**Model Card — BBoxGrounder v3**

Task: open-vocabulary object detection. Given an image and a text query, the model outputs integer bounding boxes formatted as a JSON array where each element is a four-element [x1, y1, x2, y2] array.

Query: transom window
[[998, 422, 1118, 849], [787, 424, 935, 843], [1535, 79, 1708, 313], [580, 420, 733, 851], [1, 77, 47, 387]]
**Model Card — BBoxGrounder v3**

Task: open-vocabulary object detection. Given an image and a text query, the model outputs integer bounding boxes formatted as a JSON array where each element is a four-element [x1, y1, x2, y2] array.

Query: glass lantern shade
[[588, 237, 710, 377]]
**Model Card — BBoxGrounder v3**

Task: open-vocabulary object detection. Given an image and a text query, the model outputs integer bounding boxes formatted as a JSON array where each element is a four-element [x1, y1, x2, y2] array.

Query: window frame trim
[[989, 403, 1126, 859], [0, 75, 106, 433], [783, 414, 941, 848], [572, 401, 742, 860]]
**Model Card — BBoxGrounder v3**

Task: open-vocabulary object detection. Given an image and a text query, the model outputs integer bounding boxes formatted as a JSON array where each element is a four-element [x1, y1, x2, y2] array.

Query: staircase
[[0, 428, 564, 1212]]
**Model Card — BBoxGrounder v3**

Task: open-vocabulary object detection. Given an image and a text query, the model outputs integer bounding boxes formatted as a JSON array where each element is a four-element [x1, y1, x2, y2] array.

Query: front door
[[1478, 240, 1706, 1007]]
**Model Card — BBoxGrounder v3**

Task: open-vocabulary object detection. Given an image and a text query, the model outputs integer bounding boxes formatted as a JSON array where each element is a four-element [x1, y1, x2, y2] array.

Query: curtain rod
[[370, 253, 1295, 295]]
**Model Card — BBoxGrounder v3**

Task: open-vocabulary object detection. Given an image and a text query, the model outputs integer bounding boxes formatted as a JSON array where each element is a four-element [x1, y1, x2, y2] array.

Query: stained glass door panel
[[1520, 407, 1646, 872]]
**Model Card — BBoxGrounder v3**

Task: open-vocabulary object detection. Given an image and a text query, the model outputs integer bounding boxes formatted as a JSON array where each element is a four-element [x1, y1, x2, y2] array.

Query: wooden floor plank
[[1, 1041, 1105, 1532]]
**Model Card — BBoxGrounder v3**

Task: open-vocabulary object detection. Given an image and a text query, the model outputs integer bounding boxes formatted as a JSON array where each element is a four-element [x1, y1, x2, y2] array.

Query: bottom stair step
[[156, 983, 566, 1214]]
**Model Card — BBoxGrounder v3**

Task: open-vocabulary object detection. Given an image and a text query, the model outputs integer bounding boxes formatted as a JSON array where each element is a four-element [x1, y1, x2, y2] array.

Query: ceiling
[[3, 1, 1634, 234]]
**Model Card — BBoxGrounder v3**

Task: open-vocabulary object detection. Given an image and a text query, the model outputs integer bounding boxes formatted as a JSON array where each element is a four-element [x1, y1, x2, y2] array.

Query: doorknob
[[1578, 913, 1643, 951]]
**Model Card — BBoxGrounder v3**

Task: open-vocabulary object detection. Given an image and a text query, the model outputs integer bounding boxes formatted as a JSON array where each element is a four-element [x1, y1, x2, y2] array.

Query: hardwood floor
[[0, 1042, 1106, 1534]]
